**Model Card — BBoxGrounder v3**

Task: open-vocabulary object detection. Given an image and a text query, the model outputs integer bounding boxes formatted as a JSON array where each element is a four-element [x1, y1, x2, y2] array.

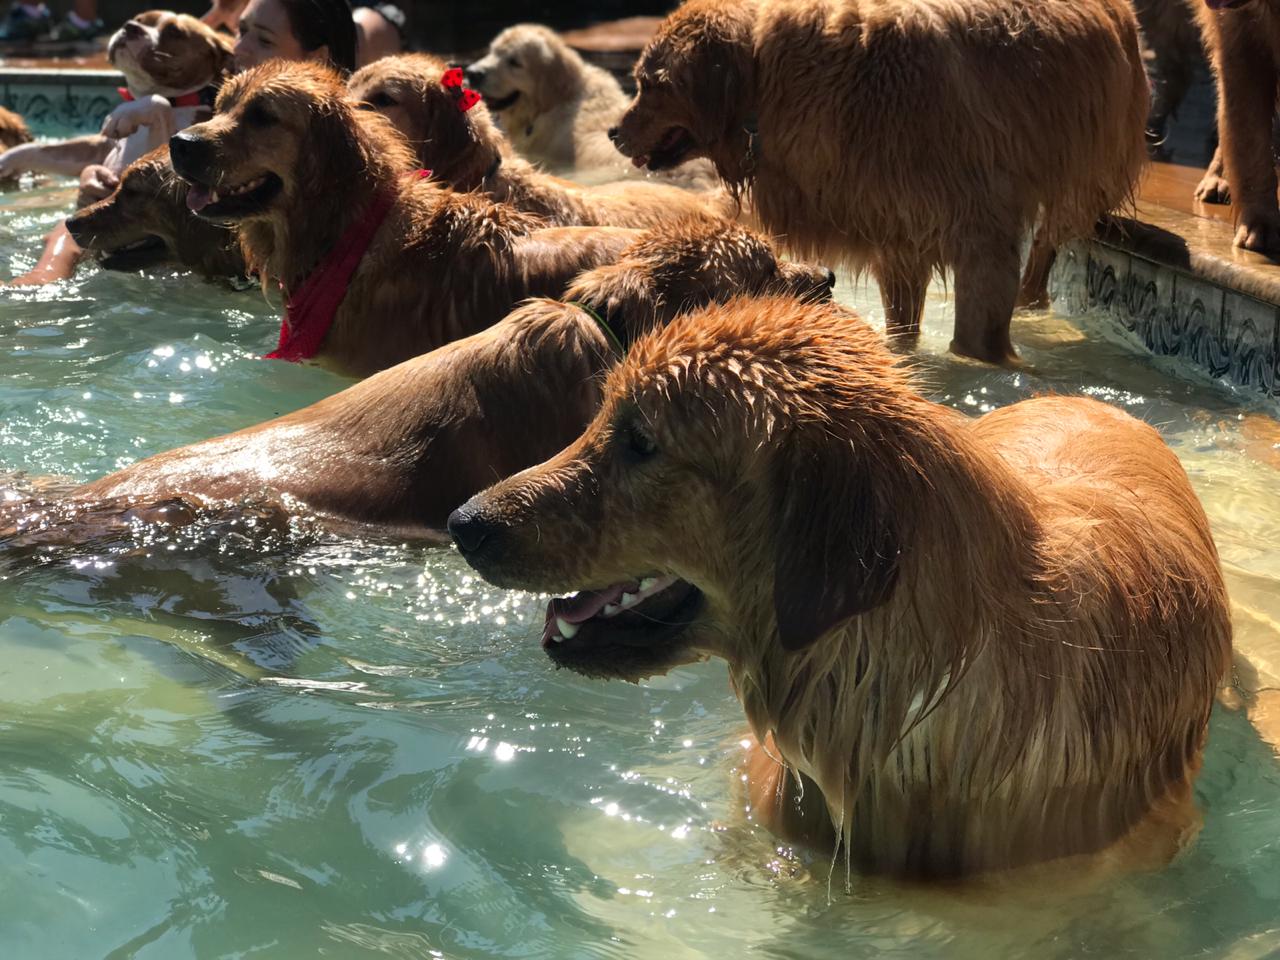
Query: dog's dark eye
[[364, 92, 396, 109], [622, 421, 658, 460], [244, 102, 274, 127]]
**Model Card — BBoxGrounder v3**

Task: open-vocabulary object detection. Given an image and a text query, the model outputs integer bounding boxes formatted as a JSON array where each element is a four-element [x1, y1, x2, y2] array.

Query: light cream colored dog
[[463, 22, 716, 189]]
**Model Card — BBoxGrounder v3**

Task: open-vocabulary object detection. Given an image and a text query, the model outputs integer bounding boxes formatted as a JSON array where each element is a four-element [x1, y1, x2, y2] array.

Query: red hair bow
[[441, 67, 482, 112]]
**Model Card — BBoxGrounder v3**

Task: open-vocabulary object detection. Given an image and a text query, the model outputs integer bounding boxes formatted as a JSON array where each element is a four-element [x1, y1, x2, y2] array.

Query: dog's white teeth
[[639, 577, 658, 592], [550, 634, 564, 643], [209, 189, 220, 203], [620, 592, 638, 608], [602, 603, 620, 617], [555, 617, 578, 639]]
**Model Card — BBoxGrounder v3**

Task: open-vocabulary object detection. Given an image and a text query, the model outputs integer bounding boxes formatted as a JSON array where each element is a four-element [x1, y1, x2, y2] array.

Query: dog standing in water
[[450, 297, 1232, 879], [609, 0, 1148, 364]]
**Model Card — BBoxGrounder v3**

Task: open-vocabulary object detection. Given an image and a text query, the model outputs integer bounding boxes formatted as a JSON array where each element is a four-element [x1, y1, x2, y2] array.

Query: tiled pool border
[[0, 67, 119, 133], [1050, 238, 1279, 399]]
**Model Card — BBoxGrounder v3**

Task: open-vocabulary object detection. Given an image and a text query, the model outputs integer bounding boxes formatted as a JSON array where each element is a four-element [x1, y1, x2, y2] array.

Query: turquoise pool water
[[2, 175, 1280, 959]]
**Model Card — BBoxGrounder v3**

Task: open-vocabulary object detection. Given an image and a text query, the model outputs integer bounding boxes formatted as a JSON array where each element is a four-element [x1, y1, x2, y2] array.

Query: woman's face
[[234, 0, 329, 71]]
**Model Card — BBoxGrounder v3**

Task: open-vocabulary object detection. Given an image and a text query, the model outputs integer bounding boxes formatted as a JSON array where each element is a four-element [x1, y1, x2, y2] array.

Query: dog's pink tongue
[[548, 580, 638, 626], [186, 185, 212, 212], [632, 155, 649, 168]]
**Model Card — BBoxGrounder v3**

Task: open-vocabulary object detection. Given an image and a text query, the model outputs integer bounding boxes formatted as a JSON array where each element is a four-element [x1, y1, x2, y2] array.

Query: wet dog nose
[[607, 126, 620, 144], [122, 19, 145, 37], [448, 504, 496, 556], [463, 66, 484, 88], [168, 132, 208, 179]]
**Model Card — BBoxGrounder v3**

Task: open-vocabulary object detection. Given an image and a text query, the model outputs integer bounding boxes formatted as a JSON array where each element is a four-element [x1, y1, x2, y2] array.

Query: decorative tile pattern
[[0, 69, 120, 135], [1050, 239, 1280, 398]]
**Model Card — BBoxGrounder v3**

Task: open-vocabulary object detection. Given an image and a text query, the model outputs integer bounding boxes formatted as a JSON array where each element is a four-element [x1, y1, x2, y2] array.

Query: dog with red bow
[[0, 11, 232, 203]]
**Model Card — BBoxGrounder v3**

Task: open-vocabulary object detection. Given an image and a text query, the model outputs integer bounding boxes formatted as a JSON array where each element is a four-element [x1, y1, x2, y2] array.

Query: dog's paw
[[1234, 208, 1280, 254], [1193, 171, 1231, 205]]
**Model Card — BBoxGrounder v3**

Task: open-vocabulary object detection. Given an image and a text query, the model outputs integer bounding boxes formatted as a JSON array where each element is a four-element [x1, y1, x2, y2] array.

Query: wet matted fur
[[66, 146, 245, 279], [450, 297, 1232, 879], [609, 0, 1149, 364], [463, 22, 718, 189], [348, 53, 737, 229], [1193, 0, 1280, 252], [44, 221, 831, 537], [169, 60, 640, 377]]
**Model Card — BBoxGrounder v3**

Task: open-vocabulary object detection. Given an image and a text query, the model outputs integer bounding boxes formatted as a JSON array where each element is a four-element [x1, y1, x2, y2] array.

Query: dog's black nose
[[448, 504, 496, 556], [463, 66, 483, 88], [122, 19, 145, 37], [825, 268, 837, 289], [607, 126, 620, 144], [168, 132, 207, 178]]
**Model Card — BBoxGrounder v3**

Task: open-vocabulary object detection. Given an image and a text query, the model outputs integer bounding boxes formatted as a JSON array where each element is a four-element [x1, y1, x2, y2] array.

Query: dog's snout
[[448, 503, 498, 557], [122, 19, 145, 37], [607, 126, 621, 145], [463, 66, 484, 88]]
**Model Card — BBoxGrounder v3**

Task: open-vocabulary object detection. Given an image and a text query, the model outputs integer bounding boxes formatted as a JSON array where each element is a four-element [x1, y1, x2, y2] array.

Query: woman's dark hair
[[279, 0, 358, 74]]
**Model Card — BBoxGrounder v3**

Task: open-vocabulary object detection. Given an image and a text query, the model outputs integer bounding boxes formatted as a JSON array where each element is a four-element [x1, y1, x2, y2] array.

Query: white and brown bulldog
[[0, 11, 232, 197]]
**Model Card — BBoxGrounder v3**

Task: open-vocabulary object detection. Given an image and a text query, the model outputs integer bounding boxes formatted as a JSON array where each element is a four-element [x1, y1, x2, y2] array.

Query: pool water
[[2, 174, 1280, 960]]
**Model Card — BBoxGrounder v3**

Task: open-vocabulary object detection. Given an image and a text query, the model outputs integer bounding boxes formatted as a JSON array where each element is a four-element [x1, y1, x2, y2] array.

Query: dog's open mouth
[[484, 90, 520, 111], [633, 126, 695, 171], [542, 574, 704, 679], [184, 172, 282, 221]]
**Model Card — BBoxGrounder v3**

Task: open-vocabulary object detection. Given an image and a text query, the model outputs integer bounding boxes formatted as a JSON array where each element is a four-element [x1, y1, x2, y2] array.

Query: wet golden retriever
[[168, 60, 639, 377], [65, 146, 245, 279], [347, 53, 736, 229], [8, 221, 831, 541], [609, 0, 1149, 364], [463, 22, 717, 189], [1193, 0, 1280, 252], [449, 296, 1232, 879]]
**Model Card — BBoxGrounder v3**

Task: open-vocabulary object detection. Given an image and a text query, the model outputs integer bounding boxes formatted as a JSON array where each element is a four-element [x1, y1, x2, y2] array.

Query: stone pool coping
[[1049, 164, 1280, 400]]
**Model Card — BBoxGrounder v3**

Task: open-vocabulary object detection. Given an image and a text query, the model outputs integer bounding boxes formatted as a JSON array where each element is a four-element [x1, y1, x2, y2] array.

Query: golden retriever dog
[[1192, 0, 1280, 252], [16, 221, 831, 540], [0, 12, 232, 183], [65, 146, 245, 279], [448, 297, 1232, 879], [348, 53, 737, 229], [169, 60, 641, 377], [463, 23, 717, 189], [609, 0, 1149, 364]]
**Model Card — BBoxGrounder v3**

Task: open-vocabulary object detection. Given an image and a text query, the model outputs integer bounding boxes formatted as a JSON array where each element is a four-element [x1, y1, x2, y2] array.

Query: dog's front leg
[[1217, 41, 1280, 252]]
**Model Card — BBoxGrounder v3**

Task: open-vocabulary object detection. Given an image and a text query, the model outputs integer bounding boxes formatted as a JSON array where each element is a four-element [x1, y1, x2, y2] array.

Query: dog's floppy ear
[[771, 433, 901, 651]]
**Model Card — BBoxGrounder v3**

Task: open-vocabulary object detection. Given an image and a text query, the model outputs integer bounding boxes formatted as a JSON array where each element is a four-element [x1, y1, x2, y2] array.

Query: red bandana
[[264, 170, 432, 362], [117, 86, 205, 108]]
